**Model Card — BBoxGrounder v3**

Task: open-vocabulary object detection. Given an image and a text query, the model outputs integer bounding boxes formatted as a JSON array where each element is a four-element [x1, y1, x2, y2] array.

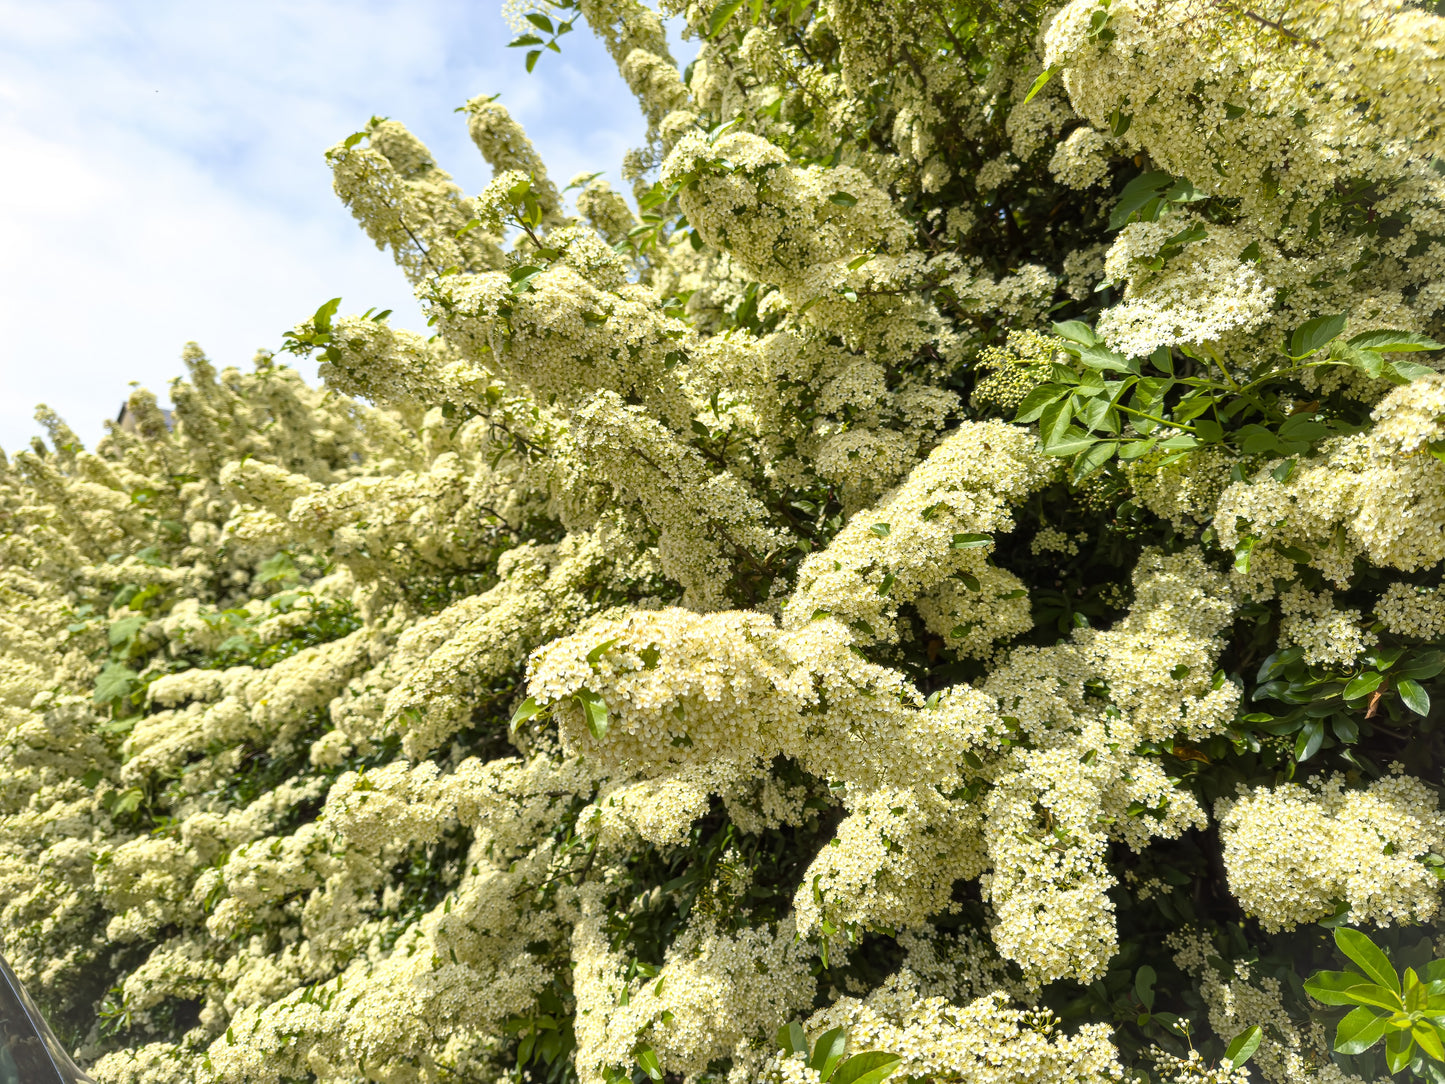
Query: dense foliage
[[3, 0, 1445, 1081]]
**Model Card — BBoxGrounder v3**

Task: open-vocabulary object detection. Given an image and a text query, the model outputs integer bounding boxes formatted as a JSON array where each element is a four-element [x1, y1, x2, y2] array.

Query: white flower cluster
[[1277, 586, 1375, 668], [804, 983, 1124, 1084], [785, 421, 1057, 644], [1216, 377, 1445, 581], [1218, 772, 1445, 931], [1376, 581, 1445, 639], [7, 0, 1445, 1079]]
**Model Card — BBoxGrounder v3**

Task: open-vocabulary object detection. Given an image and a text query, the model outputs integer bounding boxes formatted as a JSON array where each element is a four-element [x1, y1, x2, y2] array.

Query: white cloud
[[0, 0, 652, 450]]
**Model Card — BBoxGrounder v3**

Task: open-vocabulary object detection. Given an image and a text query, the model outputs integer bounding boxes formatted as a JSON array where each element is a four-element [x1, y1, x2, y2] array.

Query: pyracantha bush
[[4, 0, 1445, 1081]]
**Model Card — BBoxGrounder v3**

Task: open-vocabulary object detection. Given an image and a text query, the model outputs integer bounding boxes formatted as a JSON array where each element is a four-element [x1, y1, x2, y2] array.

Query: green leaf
[[1294, 719, 1324, 762], [1335, 982, 1405, 1012], [1225, 1025, 1263, 1068], [1341, 347, 1385, 379], [635, 1046, 664, 1082], [509, 696, 544, 733], [111, 787, 144, 816], [830, 1051, 903, 1084], [1046, 427, 1099, 457], [1289, 313, 1347, 358], [827, 192, 858, 206], [1075, 343, 1137, 374], [1134, 966, 1156, 1011], [706, 0, 746, 36], [1052, 320, 1100, 346], [575, 689, 610, 741], [107, 614, 147, 647], [1022, 65, 1057, 105], [951, 533, 992, 549], [1306, 970, 1372, 1006], [1277, 413, 1330, 442], [1158, 434, 1200, 450], [312, 296, 342, 335], [1234, 536, 1257, 573], [1343, 672, 1383, 701], [1347, 330, 1443, 352], [526, 49, 542, 72], [1334, 1005, 1389, 1055], [1398, 677, 1431, 716], [1039, 396, 1074, 448], [1335, 928, 1401, 993], [777, 1022, 808, 1057], [509, 33, 546, 46], [809, 1027, 848, 1081], [1414, 1021, 1445, 1062], [586, 638, 618, 667], [1390, 358, 1437, 381], [94, 661, 139, 704], [1109, 171, 1175, 229], [1385, 1027, 1413, 1074], [525, 11, 555, 31], [1014, 383, 1069, 423], [1073, 440, 1118, 480], [1194, 419, 1224, 444]]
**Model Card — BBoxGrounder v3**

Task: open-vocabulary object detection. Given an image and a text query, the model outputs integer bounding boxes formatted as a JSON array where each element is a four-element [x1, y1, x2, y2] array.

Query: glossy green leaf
[[509, 696, 544, 732], [1294, 719, 1324, 762], [1415, 1020, 1445, 1062], [635, 1046, 664, 1082], [776, 1022, 808, 1057], [1022, 66, 1057, 105], [1335, 928, 1401, 993], [1225, 1025, 1262, 1068], [1343, 672, 1383, 701], [586, 638, 618, 667], [1334, 1005, 1388, 1055], [1385, 1027, 1413, 1074], [1334, 982, 1405, 1012], [830, 1051, 903, 1084], [950, 533, 992, 549], [312, 296, 342, 335], [1109, 171, 1175, 229], [1046, 427, 1099, 456], [1052, 319, 1099, 346], [809, 1027, 848, 1081], [1039, 397, 1074, 448], [1398, 677, 1431, 716], [1073, 441, 1117, 480], [575, 689, 610, 740]]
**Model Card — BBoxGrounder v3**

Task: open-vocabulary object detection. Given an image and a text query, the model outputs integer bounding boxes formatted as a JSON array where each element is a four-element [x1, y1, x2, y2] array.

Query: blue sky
[[0, 0, 678, 451]]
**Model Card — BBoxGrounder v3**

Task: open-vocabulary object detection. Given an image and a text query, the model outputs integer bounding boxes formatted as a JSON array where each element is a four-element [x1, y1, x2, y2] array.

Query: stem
[[1202, 343, 1240, 391], [1114, 402, 1199, 433]]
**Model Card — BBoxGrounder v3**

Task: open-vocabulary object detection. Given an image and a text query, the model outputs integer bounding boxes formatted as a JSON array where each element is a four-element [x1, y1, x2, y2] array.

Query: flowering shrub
[[4, 0, 1445, 1081]]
